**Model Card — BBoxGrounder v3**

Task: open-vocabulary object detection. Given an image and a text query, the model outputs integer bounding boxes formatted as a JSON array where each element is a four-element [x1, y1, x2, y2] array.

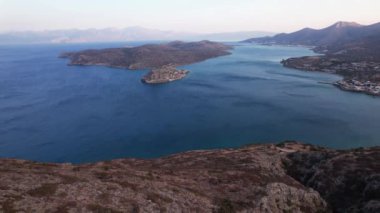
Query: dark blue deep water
[[1, 42, 380, 163]]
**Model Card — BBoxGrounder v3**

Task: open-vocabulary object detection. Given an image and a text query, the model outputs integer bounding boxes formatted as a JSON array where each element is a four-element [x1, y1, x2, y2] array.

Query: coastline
[[333, 80, 380, 96], [279, 51, 380, 97]]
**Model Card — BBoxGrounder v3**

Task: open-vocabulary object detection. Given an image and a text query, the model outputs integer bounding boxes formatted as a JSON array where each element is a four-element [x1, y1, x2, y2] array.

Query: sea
[[1, 42, 380, 163]]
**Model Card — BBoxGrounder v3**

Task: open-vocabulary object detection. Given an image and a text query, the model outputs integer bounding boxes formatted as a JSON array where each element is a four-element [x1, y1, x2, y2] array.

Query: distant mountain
[[0, 27, 194, 44], [243, 21, 380, 47], [195, 31, 275, 41], [249, 21, 380, 96], [244, 21, 380, 61], [0, 27, 274, 44]]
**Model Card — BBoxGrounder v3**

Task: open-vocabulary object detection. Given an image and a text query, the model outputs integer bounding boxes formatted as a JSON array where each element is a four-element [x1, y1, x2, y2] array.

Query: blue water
[[1, 42, 380, 163]]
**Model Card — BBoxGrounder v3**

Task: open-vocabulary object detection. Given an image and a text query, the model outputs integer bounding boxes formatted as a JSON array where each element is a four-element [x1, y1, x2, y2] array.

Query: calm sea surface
[[1, 42, 380, 163]]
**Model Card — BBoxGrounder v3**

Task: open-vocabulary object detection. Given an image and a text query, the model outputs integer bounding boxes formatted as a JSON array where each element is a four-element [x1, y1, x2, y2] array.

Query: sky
[[0, 0, 379, 33]]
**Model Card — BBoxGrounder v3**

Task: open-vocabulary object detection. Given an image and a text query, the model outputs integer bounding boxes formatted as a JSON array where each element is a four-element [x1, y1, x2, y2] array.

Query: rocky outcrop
[[283, 143, 380, 212], [0, 142, 378, 212]]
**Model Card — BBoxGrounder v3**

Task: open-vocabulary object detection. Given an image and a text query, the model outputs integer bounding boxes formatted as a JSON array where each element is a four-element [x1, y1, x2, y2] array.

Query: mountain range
[[244, 21, 380, 46], [0, 27, 274, 44], [244, 21, 380, 61]]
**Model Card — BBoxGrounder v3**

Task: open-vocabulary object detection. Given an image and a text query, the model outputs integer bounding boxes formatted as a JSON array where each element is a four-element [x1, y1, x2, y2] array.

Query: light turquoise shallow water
[[0, 42, 379, 163]]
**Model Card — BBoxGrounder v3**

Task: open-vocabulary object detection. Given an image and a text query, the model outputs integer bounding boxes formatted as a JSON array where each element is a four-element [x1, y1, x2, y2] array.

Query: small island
[[141, 64, 190, 84], [60, 40, 232, 84]]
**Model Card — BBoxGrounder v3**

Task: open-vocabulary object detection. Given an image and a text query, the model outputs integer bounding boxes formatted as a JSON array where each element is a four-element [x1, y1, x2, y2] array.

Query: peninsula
[[0, 142, 379, 212], [60, 40, 232, 84], [244, 21, 380, 96]]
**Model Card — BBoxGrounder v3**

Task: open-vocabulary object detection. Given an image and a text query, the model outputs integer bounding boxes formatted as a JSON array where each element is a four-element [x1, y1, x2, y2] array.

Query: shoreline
[[243, 43, 380, 97], [280, 55, 380, 97], [333, 80, 380, 96]]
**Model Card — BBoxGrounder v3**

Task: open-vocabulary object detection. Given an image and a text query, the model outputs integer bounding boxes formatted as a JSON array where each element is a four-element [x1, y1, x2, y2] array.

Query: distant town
[[282, 57, 380, 96], [142, 64, 190, 84], [245, 21, 380, 96]]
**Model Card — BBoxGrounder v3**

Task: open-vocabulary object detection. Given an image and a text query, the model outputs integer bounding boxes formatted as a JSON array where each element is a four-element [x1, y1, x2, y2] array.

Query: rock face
[[0, 142, 378, 212], [60, 40, 232, 70], [284, 144, 380, 213]]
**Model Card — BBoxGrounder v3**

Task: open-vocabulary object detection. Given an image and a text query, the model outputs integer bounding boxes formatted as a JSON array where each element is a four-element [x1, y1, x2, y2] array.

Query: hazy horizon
[[1, 0, 379, 34]]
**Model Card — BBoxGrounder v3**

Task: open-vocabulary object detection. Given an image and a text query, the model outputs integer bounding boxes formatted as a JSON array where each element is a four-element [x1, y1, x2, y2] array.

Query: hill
[[244, 21, 380, 59], [244, 21, 378, 46]]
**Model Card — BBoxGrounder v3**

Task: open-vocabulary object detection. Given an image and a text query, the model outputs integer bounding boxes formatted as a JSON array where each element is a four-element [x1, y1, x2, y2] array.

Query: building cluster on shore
[[282, 56, 380, 96], [282, 57, 380, 73], [141, 64, 190, 84], [320, 60, 380, 74], [335, 80, 380, 96]]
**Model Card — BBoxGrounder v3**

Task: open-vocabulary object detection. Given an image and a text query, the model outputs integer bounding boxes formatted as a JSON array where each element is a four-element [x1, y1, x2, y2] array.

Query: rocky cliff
[[0, 142, 379, 212]]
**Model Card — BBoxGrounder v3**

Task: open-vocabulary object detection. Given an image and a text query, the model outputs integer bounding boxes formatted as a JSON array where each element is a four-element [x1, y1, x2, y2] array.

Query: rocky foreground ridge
[[0, 142, 379, 212]]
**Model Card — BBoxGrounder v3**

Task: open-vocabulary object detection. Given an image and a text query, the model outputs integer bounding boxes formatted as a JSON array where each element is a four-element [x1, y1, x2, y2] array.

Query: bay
[[1, 42, 379, 163]]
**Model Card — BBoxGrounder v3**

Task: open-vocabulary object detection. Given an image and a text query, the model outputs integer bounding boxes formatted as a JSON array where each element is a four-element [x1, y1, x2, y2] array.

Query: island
[[60, 40, 232, 84], [141, 64, 190, 84], [0, 142, 379, 212], [244, 21, 380, 96]]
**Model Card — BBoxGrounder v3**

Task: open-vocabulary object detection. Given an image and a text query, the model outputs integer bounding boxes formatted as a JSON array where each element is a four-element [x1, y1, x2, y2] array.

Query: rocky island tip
[[60, 40, 232, 84]]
